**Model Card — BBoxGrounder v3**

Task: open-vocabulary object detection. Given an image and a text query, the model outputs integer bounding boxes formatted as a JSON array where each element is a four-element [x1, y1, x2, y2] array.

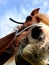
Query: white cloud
[[20, 6, 30, 17], [0, 8, 19, 38], [46, 11, 49, 17]]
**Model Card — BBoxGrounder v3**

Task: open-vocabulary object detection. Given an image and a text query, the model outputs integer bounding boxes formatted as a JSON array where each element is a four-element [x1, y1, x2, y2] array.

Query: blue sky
[[0, 0, 49, 38]]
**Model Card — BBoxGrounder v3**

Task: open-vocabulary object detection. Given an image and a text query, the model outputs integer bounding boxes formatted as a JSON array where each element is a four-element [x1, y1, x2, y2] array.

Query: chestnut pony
[[0, 8, 49, 65]]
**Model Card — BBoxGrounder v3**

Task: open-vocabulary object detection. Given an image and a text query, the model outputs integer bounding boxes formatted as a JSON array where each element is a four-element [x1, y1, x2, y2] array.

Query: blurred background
[[0, 0, 49, 38]]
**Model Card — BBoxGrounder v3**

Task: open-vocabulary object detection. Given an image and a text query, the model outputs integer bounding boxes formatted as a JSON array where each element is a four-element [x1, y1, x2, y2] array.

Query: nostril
[[31, 26, 42, 39], [34, 54, 38, 58], [38, 37, 42, 41]]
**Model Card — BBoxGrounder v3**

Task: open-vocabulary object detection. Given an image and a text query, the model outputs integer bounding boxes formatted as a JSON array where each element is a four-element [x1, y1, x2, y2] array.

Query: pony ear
[[31, 8, 40, 16]]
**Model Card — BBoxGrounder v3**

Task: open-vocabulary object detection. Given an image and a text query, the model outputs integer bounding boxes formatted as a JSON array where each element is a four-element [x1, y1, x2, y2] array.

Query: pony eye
[[26, 16, 32, 22]]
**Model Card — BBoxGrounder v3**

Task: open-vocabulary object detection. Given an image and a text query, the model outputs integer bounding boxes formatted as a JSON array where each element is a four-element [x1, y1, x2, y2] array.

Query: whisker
[[9, 18, 24, 24]]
